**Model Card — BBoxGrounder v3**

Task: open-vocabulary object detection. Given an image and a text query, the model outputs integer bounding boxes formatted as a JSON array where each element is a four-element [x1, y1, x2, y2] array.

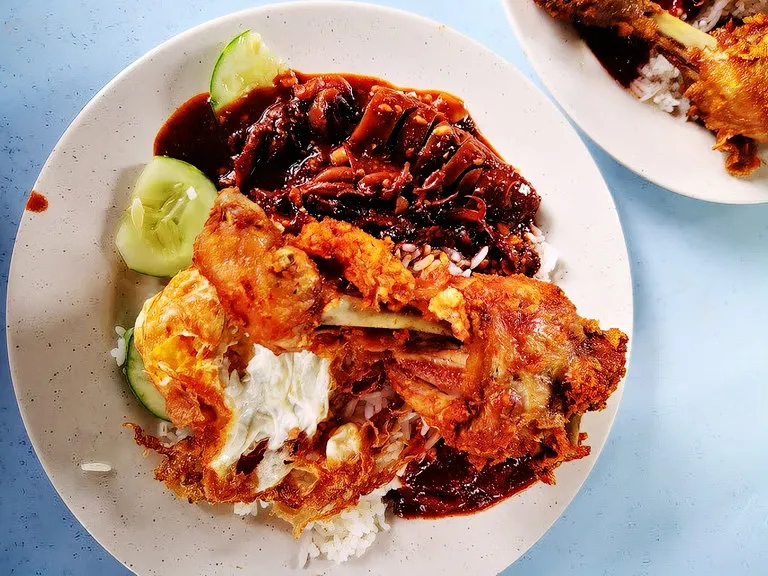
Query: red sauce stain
[[387, 440, 537, 518], [26, 190, 49, 213]]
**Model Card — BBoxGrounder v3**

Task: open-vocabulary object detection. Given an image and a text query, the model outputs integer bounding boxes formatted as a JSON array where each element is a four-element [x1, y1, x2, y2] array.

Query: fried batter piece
[[685, 15, 768, 175], [292, 218, 416, 309], [388, 275, 628, 480], [193, 188, 323, 353]]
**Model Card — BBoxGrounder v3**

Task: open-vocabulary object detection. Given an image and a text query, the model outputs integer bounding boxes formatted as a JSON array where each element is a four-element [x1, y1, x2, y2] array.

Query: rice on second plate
[[631, 0, 767, 116]]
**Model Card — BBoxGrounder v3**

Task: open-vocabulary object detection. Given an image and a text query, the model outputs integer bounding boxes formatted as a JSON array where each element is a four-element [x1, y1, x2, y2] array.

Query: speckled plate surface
[[6, 2, 632, 575]]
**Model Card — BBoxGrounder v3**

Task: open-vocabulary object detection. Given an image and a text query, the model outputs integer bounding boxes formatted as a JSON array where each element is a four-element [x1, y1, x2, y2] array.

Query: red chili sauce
[[26, 190, 48, 213], [388, 440, 537, 518]]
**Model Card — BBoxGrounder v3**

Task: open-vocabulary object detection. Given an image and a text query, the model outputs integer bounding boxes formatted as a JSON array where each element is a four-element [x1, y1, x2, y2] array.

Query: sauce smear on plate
[[388, 441, 536, 518], [154, 93, 231, 184], [26, 191, 48, 213]]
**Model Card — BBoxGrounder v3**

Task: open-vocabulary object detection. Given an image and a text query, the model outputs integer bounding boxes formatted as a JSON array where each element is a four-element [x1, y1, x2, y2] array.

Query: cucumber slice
[[123, 328, 170, 421], [209, 30, 286, 114], [115, 156, 217, 277]]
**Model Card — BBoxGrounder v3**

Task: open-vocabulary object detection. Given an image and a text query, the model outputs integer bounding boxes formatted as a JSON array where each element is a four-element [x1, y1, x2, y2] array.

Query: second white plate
[[506, 0, 768, 204]]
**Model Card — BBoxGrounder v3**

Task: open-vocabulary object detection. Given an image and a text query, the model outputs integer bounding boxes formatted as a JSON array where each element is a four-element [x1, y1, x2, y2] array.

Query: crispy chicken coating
[[388, 274, 628, 478], [193, 188, 323, 352], [291, 218, 416, 309], [533, 0, 660, 37], [685, 15, 768, 175]]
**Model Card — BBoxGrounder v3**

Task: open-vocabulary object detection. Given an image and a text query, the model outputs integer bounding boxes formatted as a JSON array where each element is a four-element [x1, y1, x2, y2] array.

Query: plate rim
[[7, 1, 634, 573]]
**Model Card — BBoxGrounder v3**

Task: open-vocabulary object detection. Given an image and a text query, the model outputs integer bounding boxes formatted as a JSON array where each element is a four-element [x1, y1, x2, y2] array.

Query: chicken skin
[[192, 190, 628, 481], [387, 274, 628, 477], [685, 14, 768, 175]]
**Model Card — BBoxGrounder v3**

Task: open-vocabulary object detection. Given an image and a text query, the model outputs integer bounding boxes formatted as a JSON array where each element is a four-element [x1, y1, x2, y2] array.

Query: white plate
[[505, 0, 768, 204], [7, 2, 632, 574]]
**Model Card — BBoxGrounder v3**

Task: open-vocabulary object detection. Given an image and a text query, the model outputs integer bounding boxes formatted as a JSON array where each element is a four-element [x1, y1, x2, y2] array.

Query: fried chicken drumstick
[[534, 0, 661, 37], [684, 15, 768, 174], [194, 189, 628, 480], [534, 0, 768, 175], [131, 187, 627, 535]]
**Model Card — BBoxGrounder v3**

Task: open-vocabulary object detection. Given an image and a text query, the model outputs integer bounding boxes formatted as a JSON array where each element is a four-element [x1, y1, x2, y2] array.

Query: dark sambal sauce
[[154, 93, 231, 184], [155, 72, 492, 186], [575, 0, 701, 87], [388, 440, 537, 518], [575, 23, 653, 88], [153, 69, 542, 277], [26, 190, 48, 213]]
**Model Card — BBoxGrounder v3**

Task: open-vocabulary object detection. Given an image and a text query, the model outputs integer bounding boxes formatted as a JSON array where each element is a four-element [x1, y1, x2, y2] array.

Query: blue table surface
[[3, 0, 768, 574]]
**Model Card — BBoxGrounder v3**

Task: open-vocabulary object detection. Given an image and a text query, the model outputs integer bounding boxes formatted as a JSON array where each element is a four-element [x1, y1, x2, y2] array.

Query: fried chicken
[[131, 189, 626, 529], [192, 191, 628, 482], [684, 14, 768, 175], [533, 0, 661, 37], [387, 274, 628, 479]]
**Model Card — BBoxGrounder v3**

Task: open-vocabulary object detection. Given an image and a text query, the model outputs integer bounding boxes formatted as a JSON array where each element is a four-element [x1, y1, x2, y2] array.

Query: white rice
[[630, 54, 688, 115], [235, 482, 397, 568], [631, 1, 767, 116], [527, 224, 560, 282], [156, 420, 191, 445], [233, 501, 261, 517], [469, 246, 489, 269], [297, 483, 395, 567], [80, 462, 113, 473], [398, 229, 558, 283], [110, 325, 129, 367]]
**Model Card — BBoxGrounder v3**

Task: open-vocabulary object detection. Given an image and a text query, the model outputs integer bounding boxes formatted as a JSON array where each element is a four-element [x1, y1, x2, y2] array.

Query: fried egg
[[211, 345, 331, 473]]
